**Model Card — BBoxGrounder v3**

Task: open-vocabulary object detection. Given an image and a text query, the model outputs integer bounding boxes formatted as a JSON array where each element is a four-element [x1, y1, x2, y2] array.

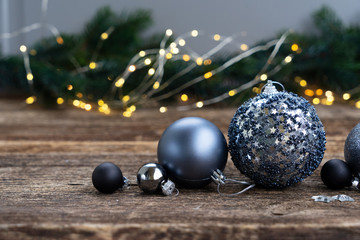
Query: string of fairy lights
[[1, 0, 360, 116]]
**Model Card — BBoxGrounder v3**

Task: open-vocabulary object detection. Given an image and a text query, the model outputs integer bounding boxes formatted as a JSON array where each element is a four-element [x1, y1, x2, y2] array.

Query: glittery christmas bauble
[[158, 117, 228, 188], [345, 123, 360, 176], [228, 81, 326, 188]]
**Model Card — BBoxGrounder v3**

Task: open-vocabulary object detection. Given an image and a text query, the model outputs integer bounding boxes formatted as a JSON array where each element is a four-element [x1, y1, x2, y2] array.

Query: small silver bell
[[137, 163, 178, 196]]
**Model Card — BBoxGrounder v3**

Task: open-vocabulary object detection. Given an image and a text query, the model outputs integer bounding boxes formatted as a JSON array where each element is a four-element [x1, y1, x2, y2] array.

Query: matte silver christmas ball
[[158, 117, 228, 188], [137, 163, 167, 194], [345, 123, 360, 176], [228, 81, 326, 188]]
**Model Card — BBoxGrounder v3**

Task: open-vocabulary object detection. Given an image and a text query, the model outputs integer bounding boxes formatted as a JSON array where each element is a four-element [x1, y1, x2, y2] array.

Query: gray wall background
[[1, 0, 360, 55]]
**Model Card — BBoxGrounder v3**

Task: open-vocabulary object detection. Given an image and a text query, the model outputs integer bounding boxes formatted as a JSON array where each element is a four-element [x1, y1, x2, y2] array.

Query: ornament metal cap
[[261, 80, 285, 94]]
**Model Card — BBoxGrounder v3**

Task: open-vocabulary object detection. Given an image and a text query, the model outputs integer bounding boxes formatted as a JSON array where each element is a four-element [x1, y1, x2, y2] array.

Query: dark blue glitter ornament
[[345, 123, 360, 177], [228, 81, 326, 188]]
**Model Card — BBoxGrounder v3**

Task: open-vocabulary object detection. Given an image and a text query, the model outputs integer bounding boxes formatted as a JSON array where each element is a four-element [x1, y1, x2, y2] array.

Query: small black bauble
[[92, 162, 125, 194], [321, 159, 352, 190]]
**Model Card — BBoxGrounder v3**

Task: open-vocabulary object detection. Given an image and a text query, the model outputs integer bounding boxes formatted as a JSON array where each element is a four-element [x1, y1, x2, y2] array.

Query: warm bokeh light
[[159, 106, 167, 113], [57, 97, 64, 105], [153, 81, 160, 89], [25, 96, 36, 104], [20, 45, 27, 53], [56, 37, 64, 45], [356, 101, 360, 109], [148, 68, 155, 75], [115, 78, 125, 88], [284, 56, 292, 63], [26, 73, 34, 81], [213, 34, 221, 41], [139, 51, 146, 57], [204, 72, 213, 79], [144, 58, 151, 65], [316, 89, 323, 96], [122, 95, 130, 103], [67, 85, 73, 91], [196, 101, 204, 108], [240, 44, 248, 51], [165, 29, 173, 36], [178, 39, 186, 46], [312, 98, 320, 105], [291, 44, 299, 52], [101, 32, 109, 40], [304, 89, 314, 97], [299, 80, 307, 87], [128, 65, 136, 72], [260, 74, 267, 81], [182, 54, 190, 62], [343, 93, 351, 100], [181, 94, 188, 102], [191, 30, 199, 37], [165, 53, 173, 59], [196, 58, 203, 66], [89, 62, 97, 69], [228, 90, 236, 96]]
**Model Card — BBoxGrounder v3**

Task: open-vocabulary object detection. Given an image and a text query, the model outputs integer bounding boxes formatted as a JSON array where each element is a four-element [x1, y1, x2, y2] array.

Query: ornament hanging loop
[[261, 80, 285, 94], [211, 169, 255, 197]]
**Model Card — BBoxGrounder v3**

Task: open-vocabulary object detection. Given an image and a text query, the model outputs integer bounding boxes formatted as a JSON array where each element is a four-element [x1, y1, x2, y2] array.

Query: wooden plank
[[0, 102, 359, 239]]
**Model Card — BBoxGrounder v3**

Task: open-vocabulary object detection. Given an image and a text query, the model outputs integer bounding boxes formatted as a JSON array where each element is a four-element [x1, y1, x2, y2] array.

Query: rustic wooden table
[[0, 100, 360, 239]]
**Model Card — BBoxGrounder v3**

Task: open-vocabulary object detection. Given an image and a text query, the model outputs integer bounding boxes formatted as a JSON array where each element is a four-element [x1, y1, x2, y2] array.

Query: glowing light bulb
[[85, 104, 92, 111], [304, 89, 314, 97], [291, 44, 299, 52], [128, 65, 136, 72], [178, 39, 186, 46], [56, 37, 64, 45], [204, 59, 212, 65], [191, 30, 198, 37], [122, 95, 130, 103], [204, 72, 213, 79], [67, 85, 73, 91], [284, 56, 292, 63], [115, 78, 125, 88], [170, 42, 177, 48], [139, 51, 146, 57], [89, 62, 97, 69], [129, 105, 136, 112], [325, 90, 333, 97], [73, 100, 80, 107], [20, 45, 27, 53], [101, 32, 109, 40], [153, 81, 160, 89], [240, 44, 248, 51], [144, 58, 151, 65], [25, 96, 36, 104], [165, 53, 173, 59], [182, 54, 190, 62], [98, 99, 104, 106], [228, 90, 236, 96], [181, 94, 188, 102], [76, 92, 83, 98], [57, 97, 64, 105], [123, 111, 132, 118], [260, 74, 267, 81], [312, 98, 320, 105], [148, 68, 155, 75], [196, 101, 204, 108], [159, 106, 167, 113], [165, 29, 173, 36], [213, 34, 221, 41], [196, 58, 203, 65], [171, 47, 179, 54], [356, 101, 360, 109], [316, 89, 323, 96], [343, 93, 351, 100], [159, 49, 165, 56], [299, 80, 307, 87], [26, 73, 34, 81]]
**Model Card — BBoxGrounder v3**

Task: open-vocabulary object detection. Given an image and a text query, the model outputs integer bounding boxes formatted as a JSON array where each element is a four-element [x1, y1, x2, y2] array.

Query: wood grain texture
[[0, 101, 360, 239]]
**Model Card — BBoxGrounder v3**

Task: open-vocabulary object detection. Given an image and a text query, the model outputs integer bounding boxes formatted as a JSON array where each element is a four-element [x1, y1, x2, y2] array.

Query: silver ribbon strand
[[312, 194, 355, 203], [211, 169, 256, 197]]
